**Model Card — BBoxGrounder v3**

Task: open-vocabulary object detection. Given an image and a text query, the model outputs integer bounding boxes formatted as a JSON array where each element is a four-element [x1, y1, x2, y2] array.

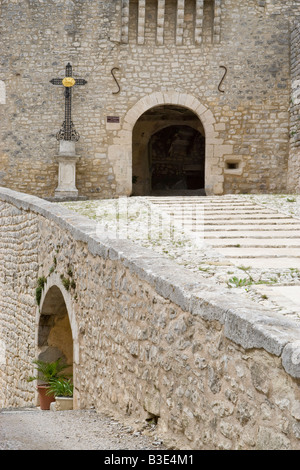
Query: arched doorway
[[109, 91, 224, 196], [132, 105, 205, 195], [37, 285, 73, 377]]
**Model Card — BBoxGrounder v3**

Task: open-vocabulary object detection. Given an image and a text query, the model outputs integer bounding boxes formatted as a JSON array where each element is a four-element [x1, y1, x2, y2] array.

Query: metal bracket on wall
[[218, 66, 227, 93], [111, 67, 121, 94]]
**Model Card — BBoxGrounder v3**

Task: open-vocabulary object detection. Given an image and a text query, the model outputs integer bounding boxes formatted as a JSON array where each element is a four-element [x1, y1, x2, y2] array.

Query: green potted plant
[[47, 377, 74, 411], [27, 357, 71, 410]]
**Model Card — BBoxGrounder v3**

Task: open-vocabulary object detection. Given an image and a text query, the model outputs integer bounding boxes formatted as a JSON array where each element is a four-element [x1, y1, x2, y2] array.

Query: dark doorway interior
[[150, 125, 205, 191], [132, 105, 205, 196]]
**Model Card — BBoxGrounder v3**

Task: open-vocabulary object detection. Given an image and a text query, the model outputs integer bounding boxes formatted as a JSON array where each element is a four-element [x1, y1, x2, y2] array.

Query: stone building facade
[[0, 0, 299, 198]]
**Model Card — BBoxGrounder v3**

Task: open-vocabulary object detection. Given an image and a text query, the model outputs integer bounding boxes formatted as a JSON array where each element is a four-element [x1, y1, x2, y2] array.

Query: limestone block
[[137, 0, 146, 45], [163, 91, 181, 106], [201, 109, 216, 126], [214, 123, 226, 131], [282, 341, 300, 378], [55, 155, 80, 197], [182, 95, 201, 111], [256, 426, 291, 450], [214, 144, 234, 157], [108, 144, 132, 195], [213, 182, 224, 194], [59, 140, 76, 156], [0, 81, 6, 105], [205, 144, 214, 158], [157, 0, 165, 45], [195, 103, 208, 116], [195, 0, 204, 45]]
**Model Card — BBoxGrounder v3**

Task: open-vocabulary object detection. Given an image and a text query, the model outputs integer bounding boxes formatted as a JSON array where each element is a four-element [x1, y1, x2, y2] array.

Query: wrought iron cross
[[50, 63, 87, 141]]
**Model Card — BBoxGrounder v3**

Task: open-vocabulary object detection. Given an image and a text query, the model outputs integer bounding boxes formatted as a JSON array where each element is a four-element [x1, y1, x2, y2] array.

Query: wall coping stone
[[1, 186, 300, 378]]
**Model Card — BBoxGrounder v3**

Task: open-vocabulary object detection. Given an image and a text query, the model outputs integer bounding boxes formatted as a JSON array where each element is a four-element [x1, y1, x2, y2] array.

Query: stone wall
[[0, 201, 39, 406], [1, 187, 300, 449], [288, 23, 300, 193], [0, 1, 299, 197]]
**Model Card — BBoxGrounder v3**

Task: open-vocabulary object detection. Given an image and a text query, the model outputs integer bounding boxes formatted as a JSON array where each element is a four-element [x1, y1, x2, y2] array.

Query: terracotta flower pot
[[37, 385, 55, 410]]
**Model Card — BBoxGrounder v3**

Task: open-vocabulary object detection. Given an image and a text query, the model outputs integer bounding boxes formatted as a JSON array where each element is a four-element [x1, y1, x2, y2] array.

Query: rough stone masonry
[[289, 23, 300, 194], [0, 187, 300, 450], [0, 0, 299, 198]]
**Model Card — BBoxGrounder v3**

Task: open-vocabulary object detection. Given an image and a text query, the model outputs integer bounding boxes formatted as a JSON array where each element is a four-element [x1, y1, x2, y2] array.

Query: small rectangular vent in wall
[[121, 0, 222, 45], [226, 162, 238, 170], [224, 158, 243, 176]]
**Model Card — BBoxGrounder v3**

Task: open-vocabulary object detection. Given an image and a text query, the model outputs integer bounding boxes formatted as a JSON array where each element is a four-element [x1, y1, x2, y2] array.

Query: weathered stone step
[[205, 238, 300, 247], [229, 258, 300, 269], [200, 219, 300, 225], [145, 196, 300, 273], [148, 199, 263, 205], [204, 224, 300, 231], [147, 197, 252, 202], [148, 203, 262, 209], [172, 223, 300, 232], [147, 200, 289, 210], [203, 215, 293, 221], [169, 213, 300, 223], [204, 231, 300, 238], [149, 203, 270, 210], [215, 247, 300, 258], [164, 210, 283, 217]]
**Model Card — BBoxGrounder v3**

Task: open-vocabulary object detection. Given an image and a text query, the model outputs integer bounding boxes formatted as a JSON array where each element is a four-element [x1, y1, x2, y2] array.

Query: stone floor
[[59, 194, 300, 323], [0, 408, 167, 450]]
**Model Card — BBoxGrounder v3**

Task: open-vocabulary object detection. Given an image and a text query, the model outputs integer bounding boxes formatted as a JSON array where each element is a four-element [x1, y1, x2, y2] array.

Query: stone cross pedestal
[[55, 141, 80, 198]]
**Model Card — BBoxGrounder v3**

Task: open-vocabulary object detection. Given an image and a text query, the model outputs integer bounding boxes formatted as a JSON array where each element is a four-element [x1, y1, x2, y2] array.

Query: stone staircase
[[145, 195, 300, 270]]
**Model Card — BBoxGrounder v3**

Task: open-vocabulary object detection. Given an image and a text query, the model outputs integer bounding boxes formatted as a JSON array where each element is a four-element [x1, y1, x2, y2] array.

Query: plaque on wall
[[107, 116, 120, 123]]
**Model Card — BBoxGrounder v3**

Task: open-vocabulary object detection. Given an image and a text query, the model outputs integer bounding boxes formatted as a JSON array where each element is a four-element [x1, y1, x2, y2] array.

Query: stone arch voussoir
[[124, 91, 216, 137]]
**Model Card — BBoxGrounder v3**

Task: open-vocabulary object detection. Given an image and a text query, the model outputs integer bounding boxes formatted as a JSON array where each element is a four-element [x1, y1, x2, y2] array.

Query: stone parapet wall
[[0, 187, 300, 449], [288, 23, 300, 193], [0, 201, 39, 406]]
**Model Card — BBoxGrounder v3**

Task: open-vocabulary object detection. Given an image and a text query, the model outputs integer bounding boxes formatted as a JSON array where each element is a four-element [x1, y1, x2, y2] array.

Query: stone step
[[170, 217, 296, 225], [170, 217, 295, 225], [148, 199, 264, 205], [170, 223, 300, 233], [147, 200, 287, 210], [163, 210, 283, 217], [204, 231, 300, 238], [203, 214, 293, 220], [200, 219, 300, 225], [148, 203, 262, 209], [149, 204, 272, 211], [147, 197, 251, 201], [144, 197, 300, 276], [215, 247, 300, 258], [205, 238, 300, 247], [253, 286, 300, 311], [203, 224, 300, 231], [229, 258, 300, 269]]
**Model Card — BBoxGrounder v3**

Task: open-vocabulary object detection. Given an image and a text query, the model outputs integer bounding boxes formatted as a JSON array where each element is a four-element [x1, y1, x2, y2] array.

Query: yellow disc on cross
[[62, 77, 76, 87]]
